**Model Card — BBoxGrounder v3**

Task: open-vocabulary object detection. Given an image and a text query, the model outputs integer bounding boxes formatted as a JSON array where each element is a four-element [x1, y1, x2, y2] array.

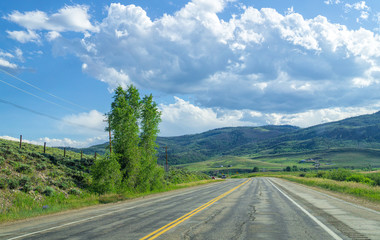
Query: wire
[[0, 78, 77, 113], [0, 68, 90, 111], [0, 98, 104, 132]]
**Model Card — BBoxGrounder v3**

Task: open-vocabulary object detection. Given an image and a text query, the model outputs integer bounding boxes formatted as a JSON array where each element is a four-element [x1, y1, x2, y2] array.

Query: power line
[[0, 98, 104, 132], [0, 78, 77, 113], [0, 68, 90, 111]]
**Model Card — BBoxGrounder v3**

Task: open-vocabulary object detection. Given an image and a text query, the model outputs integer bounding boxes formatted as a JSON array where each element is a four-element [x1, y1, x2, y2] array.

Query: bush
[[7, 178, 20, 189], [326, 169, 352, 181], [68, 188, 81, 196], [36, 163, 47, 171], [19, 176, 31, 186], [366, 173, 380, 186], [2, 167, 12, 175], [21, 184, 32, 192], [0, 156, 5, 165], [91, 154, 122, 194], [346, 174, 375, 185], [43, 186, 56, 196], [0, 178, 7, 189], [16, 164, 32, 174]]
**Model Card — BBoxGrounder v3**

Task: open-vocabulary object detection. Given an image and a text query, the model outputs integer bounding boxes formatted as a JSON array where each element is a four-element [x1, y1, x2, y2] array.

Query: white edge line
[[6, 180, 232, 240], [6, 201, 151, 240], [268, 179, 343, 240]]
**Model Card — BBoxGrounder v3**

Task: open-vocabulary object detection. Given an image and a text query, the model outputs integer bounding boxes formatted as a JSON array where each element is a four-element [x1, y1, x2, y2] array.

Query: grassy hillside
[[72, 111, 380, 172], [0, 138, 94, 192], [156, 125, 299, 165], [0, 138, 96, 220]]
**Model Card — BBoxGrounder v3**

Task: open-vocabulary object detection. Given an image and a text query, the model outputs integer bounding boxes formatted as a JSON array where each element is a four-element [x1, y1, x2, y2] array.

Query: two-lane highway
[[1, 178, 379, 239]]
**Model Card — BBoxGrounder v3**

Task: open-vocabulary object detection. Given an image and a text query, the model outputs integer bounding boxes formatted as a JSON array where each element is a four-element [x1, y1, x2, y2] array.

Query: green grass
[[179, 155, 284, 172], [0, 138, 215, 223], [0, 179, 219, 223], [246, 148, 380, 170], [279, 176, 380, 203]]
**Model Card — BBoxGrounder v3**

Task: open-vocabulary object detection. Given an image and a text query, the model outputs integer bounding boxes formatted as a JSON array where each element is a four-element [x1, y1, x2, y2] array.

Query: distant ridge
[[72, 111, 380, 165]]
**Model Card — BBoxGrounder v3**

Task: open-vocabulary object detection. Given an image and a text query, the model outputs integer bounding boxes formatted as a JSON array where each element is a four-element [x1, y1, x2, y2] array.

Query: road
[[1, 178, 379, 240]]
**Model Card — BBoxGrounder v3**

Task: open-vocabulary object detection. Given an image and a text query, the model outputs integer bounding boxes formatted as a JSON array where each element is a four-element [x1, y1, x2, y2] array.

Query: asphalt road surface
[[1, 178, 379, 240]]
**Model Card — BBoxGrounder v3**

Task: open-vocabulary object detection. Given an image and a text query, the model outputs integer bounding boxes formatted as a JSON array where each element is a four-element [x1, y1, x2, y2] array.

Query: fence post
[[64, 147, 66, 157], [19, 135, 22, 149], [94, 152, 97, 160], [44, 142, 46, 154]]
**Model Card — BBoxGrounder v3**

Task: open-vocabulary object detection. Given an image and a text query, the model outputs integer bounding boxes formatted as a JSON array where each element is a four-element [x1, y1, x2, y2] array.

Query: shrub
[[326, 169, 352, 181], [21, 184, 32, 192], [0, 156, 5, 165], [366, 173, 380, 186], [0, 178, 7, 189], [91, 154, 121, 194], [1, 167, 11, 175], [19, 176, 31, 186], [346, 174, 375, 185], [7, 178, 20, 189], [16, 164, 32, 174], [68, 188, 81, 196], [43, 186, 55, 196], [36, 163, 47, 171]]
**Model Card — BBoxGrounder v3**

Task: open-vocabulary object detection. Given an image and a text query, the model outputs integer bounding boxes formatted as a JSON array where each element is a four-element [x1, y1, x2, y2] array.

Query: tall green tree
[[109, 85, 141, 190], [138, 94, 163, 191], [109, 85, 163, 192]]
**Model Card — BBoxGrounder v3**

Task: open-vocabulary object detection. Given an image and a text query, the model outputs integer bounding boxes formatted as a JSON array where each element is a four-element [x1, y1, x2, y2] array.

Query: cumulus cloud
[[61, 1, 380, 114], [5, 1, 380, 131], [159, 97, 255, 136], [60, 110, 107, 135], [159, 96, 379, 136], [0, 48, 22, 69], [6, 30, 41, 43], [5, 5, 97, 33]]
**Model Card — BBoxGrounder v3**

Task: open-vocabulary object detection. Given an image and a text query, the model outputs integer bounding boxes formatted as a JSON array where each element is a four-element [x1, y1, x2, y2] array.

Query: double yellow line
[[140, 179, 250, 240]]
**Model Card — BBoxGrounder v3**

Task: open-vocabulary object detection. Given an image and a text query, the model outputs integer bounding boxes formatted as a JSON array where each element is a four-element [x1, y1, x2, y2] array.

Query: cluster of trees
[[91, 85, 164, 194]]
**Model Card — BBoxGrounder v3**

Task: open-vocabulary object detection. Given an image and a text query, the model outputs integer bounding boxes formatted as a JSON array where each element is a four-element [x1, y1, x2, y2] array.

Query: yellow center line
[[140, 179, 250, 240]]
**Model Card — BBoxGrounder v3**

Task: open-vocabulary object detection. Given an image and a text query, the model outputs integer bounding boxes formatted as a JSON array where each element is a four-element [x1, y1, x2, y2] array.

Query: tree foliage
[[91, 154, 121, 194], [108, 85, 163, 192]]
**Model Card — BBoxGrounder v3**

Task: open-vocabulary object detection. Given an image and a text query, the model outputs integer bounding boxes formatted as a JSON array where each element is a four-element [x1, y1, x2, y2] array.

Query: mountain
[[75, 111, 380, 166]]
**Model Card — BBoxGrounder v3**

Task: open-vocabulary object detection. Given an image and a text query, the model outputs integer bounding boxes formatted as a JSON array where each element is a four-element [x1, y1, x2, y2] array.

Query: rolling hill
[[72, 111, 380, 169]]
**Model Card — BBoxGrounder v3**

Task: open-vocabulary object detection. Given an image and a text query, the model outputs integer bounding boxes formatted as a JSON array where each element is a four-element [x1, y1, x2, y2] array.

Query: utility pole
[[104, 116, 112, 154], [165, 146, 168, 172]]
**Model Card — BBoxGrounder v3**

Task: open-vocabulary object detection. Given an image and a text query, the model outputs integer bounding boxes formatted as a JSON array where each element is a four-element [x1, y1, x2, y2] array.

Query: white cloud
[[0, 49, 22, 69], [60, 110, 107, 135], [324, 0, 341, 5], [6, 30, 40, 43], [159, 97, 254, 136], [61, 1, 380, 114], [46, 31, 61, 41], [159, 97, 380, 136], [5, 5, 97, 33], [345, 1, 370, 11], [0, 135, 106, 148], [0, 58, 17, 69]]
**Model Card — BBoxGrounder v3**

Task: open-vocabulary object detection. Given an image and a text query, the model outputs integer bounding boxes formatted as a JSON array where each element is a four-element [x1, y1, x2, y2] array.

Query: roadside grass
[[0, 191, 99, 222], [0, 179, 219, 223], [243, 171, 380, 203], [278, 175, 380, 203]]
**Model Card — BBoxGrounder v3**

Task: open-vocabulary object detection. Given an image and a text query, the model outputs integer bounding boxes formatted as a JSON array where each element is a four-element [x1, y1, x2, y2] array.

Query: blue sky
[[1, 0, 380, 147]]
